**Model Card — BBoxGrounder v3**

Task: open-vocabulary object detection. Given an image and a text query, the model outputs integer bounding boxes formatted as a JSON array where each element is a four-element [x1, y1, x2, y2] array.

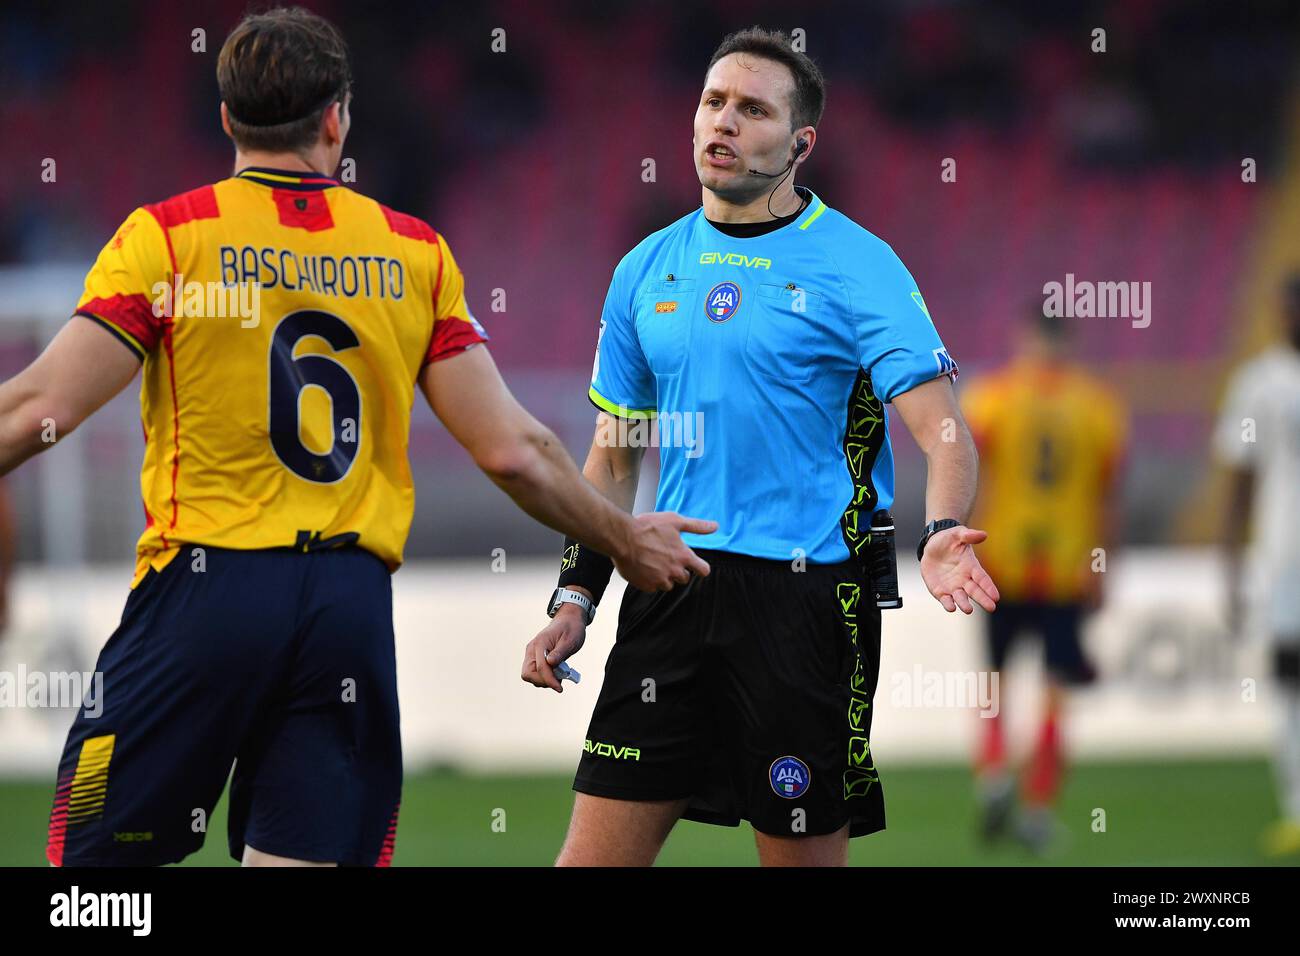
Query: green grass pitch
[[0, 758, 1290, 866]]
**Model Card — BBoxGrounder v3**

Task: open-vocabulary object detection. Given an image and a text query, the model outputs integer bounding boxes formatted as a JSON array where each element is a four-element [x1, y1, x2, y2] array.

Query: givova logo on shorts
[[584, 739, 641, 761]]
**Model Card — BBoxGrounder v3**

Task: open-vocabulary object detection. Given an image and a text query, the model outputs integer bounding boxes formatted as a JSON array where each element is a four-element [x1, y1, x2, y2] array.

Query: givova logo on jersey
[[769, 755, 811, 798], [705, 281, 741, 323]]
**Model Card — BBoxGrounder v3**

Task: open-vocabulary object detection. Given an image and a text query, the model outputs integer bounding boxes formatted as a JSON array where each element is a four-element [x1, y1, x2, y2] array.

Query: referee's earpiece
[[747, 139, 810, 178]]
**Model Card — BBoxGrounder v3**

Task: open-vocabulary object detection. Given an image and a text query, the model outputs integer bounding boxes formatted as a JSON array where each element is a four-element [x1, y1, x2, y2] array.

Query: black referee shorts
[[574, 549, 886, 839]]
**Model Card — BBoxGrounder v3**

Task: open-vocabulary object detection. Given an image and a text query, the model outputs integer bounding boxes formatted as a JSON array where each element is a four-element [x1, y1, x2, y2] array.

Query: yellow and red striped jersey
[[961, 357, 1127, 603], [74, 167, 488, 585]]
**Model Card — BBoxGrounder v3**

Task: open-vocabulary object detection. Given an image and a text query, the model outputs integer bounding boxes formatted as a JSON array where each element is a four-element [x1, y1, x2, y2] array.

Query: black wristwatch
[[916, 518, 961, 561]]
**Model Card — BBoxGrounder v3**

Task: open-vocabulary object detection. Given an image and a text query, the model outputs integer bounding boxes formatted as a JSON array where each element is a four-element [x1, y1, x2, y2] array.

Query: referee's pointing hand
[[615, 512, 717, 593], [919, 525, 1000, 614]]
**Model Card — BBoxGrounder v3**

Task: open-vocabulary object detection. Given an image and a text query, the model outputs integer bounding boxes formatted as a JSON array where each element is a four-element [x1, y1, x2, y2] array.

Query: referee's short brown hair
[[707, 27, 826, 130]]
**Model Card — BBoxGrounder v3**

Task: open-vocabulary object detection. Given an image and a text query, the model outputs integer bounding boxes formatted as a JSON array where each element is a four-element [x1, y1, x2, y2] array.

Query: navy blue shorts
[[986, 600, 1094, 685], [46, 546, 401, 866]]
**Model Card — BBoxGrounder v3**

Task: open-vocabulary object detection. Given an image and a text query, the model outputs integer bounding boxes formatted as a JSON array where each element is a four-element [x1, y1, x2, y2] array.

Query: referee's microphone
[[747, 138, 808, 178]]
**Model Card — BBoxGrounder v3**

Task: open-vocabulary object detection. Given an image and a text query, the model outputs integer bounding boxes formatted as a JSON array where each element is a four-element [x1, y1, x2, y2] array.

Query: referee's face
[[695, 53, 799, 202]]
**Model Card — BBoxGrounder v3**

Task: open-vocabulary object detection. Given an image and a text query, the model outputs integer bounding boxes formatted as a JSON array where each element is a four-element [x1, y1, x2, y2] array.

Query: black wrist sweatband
[[558, 537, 615, 605]]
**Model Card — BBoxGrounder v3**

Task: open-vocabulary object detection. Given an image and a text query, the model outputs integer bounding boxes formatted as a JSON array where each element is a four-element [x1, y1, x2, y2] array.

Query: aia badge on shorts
[[769, 755, 811, 799], [705, 281, 741, 322]]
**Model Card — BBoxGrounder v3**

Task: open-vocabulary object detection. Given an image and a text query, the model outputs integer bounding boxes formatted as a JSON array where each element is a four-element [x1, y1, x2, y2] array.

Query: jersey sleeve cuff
[[878, 353, 960, 403], [588, 385, 656, 419], [422, 315, 490, 367], [74, 311, 146, 362]]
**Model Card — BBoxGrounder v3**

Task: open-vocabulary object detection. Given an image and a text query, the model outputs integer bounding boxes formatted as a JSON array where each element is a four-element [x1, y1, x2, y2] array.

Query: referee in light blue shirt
[[521, 27, 999, 867]]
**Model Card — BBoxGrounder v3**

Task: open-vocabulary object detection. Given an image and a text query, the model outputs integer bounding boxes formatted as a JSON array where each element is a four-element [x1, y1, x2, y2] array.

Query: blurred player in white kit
[[1217, 274, 1300, 857]]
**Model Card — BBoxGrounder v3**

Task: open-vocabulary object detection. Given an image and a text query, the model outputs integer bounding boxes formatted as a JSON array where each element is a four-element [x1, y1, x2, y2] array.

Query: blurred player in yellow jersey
[[960, 306, 1127, 853], [0, 7, 713, 868]]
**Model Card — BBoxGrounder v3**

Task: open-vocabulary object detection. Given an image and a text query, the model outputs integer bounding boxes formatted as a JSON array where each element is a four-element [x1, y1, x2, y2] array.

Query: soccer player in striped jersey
[[0, 7, 710, 867], [961, 307, 1128, 853]]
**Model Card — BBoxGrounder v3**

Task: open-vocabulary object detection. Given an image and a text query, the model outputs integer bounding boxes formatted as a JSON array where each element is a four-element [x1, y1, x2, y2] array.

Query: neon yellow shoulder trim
[[589, 385, 657, 419], [799, 199, 828, 230]]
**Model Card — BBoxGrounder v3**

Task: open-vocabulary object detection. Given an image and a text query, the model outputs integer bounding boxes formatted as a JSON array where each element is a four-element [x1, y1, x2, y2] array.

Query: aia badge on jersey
[[769, 755, 811, 799], [705, 281, 741, 323]]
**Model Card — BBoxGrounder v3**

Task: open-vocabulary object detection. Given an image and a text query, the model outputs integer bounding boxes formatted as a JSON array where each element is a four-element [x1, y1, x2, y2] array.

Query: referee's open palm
[[920, 526, 1000, 614]]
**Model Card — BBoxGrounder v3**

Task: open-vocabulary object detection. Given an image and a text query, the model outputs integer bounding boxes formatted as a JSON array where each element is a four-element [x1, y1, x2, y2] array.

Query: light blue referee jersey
[[589, 190, 958, 563]]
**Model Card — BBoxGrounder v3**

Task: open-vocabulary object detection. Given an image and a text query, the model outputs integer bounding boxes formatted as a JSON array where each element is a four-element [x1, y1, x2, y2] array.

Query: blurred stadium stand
[[0, 0, 1297, 561]]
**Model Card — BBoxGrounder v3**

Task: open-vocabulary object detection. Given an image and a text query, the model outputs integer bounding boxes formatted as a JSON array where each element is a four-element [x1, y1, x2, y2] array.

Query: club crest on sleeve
[[705, 281, 741, 323], [769, 755, 811, 799]]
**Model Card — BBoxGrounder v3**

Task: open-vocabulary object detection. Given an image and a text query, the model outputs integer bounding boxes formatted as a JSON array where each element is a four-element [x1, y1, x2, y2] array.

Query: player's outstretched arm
[[892, 376, 999, 614], [419, 345, 715, 592], [0, 317, 140, 477]]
